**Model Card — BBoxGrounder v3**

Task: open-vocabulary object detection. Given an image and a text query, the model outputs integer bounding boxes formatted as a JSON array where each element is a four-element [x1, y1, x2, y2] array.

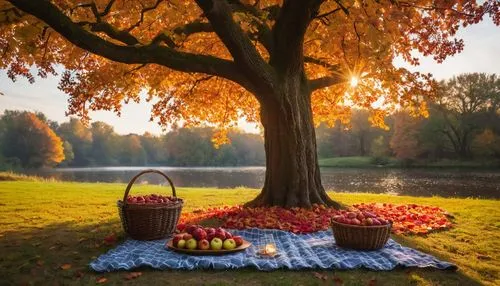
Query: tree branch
[[194, 0, 275, 95], [7, 0, 257, 94], [86, 21, 140, 46], [309, 75, 345, 91], [151, 21, 213, 47], [304, 56, 341, 72], [126, 0, 163, 32]]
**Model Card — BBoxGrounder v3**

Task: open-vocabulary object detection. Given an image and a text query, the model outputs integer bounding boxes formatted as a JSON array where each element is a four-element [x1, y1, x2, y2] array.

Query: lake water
[[27, 166, 500, 199]]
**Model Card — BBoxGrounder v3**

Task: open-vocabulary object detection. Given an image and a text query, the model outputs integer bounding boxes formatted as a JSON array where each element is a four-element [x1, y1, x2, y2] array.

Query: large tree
[[1, 0, 498, 207]]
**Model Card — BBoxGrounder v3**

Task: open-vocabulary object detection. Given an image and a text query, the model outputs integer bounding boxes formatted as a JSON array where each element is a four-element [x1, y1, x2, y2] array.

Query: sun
[[350, 77, 359, 88]]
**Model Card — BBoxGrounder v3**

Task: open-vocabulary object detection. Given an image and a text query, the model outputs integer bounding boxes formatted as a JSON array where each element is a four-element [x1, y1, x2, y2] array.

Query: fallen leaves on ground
[[96, 277, 107, 284], [179, 203, 452, 235], [124, 272, 142, 280], [60, 264, 72, 270], [332, 276, 344, 285], [103, 233, 117, 246], [313, 272, 328, 280]]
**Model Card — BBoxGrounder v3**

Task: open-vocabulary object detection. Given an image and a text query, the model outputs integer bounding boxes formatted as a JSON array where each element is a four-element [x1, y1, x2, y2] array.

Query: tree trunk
[[246, 79, 341, 209]]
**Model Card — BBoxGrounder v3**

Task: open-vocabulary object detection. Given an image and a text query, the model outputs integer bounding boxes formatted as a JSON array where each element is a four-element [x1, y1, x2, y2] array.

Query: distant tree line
[[0, 114, 265, 169], [1, 73, 498, 169], [316, 73, 500, 165]]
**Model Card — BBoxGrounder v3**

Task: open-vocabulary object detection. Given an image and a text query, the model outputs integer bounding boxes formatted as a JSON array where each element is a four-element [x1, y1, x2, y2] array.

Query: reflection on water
[[28, 166, 500, 199]]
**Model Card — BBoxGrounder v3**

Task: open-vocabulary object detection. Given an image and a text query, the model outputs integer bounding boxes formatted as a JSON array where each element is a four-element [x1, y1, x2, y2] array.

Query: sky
[[1, 18, 499, 135]]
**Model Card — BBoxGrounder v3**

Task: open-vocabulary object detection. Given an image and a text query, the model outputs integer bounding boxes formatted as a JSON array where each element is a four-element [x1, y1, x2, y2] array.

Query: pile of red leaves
[[179, 203, 453, 235]]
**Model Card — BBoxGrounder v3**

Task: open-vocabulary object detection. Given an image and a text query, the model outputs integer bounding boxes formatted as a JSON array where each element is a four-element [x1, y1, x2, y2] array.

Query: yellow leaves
[[212, 129, 230, 148]]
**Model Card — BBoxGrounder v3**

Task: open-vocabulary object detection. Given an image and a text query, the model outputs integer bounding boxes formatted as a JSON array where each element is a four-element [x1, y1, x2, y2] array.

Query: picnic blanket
[[90, 228, 456, 272]]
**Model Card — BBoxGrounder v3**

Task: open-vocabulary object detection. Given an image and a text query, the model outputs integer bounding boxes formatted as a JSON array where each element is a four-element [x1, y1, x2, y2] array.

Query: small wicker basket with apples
[[331, 210, 392, 250]]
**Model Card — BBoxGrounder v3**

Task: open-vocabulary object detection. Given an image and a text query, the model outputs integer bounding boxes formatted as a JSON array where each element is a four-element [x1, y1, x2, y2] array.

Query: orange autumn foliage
[[0, 111, 65, 167], [1, 0, 498, 144]]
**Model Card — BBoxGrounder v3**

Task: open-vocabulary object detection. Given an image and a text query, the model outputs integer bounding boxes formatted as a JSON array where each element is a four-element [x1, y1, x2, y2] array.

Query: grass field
[[0, 173, 499, 285]]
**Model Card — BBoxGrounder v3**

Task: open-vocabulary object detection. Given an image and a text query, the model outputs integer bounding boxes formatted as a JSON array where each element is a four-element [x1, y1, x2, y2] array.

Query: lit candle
[[264, 244, 277, 255]]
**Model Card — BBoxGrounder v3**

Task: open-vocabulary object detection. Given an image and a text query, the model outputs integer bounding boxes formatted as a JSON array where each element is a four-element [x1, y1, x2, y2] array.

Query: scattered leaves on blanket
[[332, 276, 344, 285], [178, 203, 452, 235], [313, 272, 328, 280], [103, 233, 117, 246], [60, 264, 72, 270], [124, 272, 142, 280], [96, 277, 107, 284]]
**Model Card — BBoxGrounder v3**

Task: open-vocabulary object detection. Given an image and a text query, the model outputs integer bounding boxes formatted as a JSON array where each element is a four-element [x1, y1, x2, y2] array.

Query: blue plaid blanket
[[90, 228, 455, 272]]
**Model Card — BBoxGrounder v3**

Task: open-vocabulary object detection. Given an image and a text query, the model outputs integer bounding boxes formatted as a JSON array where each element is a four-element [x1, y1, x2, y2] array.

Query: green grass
[[0, 179, 499, 285]]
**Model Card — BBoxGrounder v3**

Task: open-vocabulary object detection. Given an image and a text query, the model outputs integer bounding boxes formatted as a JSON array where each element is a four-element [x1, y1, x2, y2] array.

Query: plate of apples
[[166, 224, 251, 255]]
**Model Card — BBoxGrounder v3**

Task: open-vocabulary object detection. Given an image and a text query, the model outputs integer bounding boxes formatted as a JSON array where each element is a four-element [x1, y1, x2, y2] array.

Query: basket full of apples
[[166, 224, 250, 255], [117, 169, 183, 241], [331, 210, 392, 250]]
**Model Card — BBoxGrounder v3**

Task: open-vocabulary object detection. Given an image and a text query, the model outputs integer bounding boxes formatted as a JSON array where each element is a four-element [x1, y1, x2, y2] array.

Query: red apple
[[351, 218, 361, 225], [232, 236, 243, 246], [346, 212, 357, 219], [214, 230, 226, 240], [172, 234, 183, 245], [372, 218, 381, 225], [207, 233, 215, 242], [378, 219, 387, 225], [225, 232, 233, 240], [332, 215, 343, 222], [198, 239, 210, 250], [356, 213, 365, 220], [177, 223, 187, 232], [205, 228, 216, 235], [363, 211, 377, 218], [182, 233, 193, 241], [365, 218, 373, 226], [186, 225, 198, 234], [193, 228, 207, 241]]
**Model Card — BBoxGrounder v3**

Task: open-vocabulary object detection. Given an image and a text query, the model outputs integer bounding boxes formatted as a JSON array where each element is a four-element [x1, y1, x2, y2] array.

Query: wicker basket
[[117, 169, 183, 240], [331, 220, 391, 250]]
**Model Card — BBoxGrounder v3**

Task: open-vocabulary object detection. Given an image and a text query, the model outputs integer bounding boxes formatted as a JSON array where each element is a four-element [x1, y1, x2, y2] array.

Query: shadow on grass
[[0, 221, 483, 286]]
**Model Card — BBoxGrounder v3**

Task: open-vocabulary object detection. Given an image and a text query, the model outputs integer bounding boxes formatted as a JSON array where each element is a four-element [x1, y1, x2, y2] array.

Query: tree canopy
[[2, 0, 498, 207], [1, 0, 498, 139]]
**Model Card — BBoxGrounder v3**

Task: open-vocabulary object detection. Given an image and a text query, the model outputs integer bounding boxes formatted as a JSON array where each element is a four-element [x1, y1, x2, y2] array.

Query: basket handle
[[122, 169, 176, 205]]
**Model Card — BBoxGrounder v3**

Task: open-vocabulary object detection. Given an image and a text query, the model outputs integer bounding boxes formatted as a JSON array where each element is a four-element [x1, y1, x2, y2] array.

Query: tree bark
[[245, 76, 341, 209]]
